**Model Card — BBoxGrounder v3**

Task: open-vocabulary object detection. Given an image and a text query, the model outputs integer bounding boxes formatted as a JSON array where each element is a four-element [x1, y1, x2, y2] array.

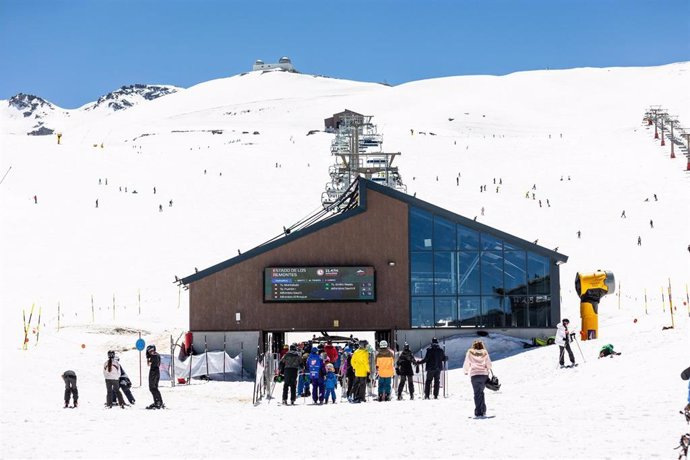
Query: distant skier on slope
[[418, 338, 448, 399]]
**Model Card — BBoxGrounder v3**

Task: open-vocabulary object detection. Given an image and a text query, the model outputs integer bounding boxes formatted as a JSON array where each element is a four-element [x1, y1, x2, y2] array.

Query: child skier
[[324, 363, 338, 404]]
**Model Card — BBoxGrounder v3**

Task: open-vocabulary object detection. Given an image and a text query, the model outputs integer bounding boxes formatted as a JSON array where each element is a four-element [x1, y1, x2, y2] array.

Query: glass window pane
[[459, 296, 481, 327], [528, 252, 550, 295], [529, 295, 551, 327], [411, 252, 433, 295], [480, 251, 504, 295], [507, 296, 528, 327], [458, 252, 481, 295], [434, 216, 456, 250], [503, 240, 521, 251], [410, 207, 433, 250], [481, 233, 503, 251], [482, 295, 505, 328], [504, 251, 527, 294], [434, 252, 457, 295], [457, 225, 479, 250], [434, 297, 457, 327], [411, 297, 434, 328]]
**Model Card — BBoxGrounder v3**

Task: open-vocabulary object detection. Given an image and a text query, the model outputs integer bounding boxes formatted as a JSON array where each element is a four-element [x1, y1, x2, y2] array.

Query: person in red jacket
[[324, 340, 338, 364]]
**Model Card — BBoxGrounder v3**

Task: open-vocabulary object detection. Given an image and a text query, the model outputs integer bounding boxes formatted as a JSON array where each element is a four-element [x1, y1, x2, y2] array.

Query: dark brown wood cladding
[[189, 189, 410, 332]]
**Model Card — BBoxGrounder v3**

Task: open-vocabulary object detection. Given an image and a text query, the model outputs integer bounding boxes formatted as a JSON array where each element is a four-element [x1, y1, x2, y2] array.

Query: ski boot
[[397, 394, 402, 401], [64, 402, 69, 409], [282, 400, 288, 405]]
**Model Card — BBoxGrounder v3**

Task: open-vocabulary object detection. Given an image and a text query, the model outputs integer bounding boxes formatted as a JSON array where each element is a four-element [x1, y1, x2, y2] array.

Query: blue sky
[[1, 0, 688, 108]]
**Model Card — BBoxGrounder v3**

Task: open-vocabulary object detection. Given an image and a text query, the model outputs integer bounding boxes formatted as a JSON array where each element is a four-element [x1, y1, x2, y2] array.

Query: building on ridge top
[[252, 57, 295, 72]]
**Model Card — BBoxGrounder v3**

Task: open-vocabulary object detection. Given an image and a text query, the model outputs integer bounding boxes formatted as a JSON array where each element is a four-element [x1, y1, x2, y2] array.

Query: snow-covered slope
[[0, 64, 689, 459]]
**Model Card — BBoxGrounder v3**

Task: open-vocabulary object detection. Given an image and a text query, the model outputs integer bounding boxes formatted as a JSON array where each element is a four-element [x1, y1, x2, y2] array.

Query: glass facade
[[409, 206, 553, 328]]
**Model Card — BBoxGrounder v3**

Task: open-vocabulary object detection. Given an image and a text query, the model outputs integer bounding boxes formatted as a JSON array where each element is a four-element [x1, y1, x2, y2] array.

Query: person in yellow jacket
[[350, 340, 370, 403], [375, 340, 395, 401]]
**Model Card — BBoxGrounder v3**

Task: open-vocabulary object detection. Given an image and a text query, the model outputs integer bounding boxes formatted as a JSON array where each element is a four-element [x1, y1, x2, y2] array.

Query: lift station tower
[[321, 112, 407, 210]]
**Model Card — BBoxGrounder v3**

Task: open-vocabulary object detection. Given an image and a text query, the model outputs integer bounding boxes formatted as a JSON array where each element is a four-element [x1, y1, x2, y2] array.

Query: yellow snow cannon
[[575, 271, 615, 341]]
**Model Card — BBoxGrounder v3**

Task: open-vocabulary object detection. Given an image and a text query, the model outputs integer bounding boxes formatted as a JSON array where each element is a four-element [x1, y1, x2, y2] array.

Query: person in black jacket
[[146, 345, 164, 409], [418, 338, 448, 399], [396, 343, 417, 400], [61, 370, 78, 408], [280, 344, 301, 405]]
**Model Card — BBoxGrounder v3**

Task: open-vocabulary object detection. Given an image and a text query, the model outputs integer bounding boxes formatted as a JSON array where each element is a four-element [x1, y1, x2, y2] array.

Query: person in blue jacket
[[324, 363, 338, 404], [307, 347, 325, 404]]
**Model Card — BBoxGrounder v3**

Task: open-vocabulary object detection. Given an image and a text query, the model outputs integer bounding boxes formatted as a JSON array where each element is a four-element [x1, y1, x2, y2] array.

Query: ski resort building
[[252, 57, 295, 72], [180, 178, 568, 372]]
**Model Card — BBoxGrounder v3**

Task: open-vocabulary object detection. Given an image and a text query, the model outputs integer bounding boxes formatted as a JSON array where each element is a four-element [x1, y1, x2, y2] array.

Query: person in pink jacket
[[463, 340, 492, 418]]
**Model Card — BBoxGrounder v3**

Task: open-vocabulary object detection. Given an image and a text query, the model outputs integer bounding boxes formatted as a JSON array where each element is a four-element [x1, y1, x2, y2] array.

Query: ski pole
[[572, 336, 586, 363]]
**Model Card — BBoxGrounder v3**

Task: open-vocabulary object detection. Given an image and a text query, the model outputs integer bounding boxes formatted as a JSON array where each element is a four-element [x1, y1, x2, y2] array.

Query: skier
[[103, 351, 125, 408], [117, 358, 135, 405], [95, 199, 99, 208], [598, 344, 621, 358], [62, 370, 78, 408], [637, 236, 642, 246], [33, 195, 37, 204], [350, 340, 370, 403], [650, 219, 654, 229], [375, 340, 395, 401], [463, 340, 492, 418], [146, 345, 164, 409], [418, 338, 448, 399], [323, 363, 338, 404], [621, 210, 626, 218], [307, 347, 325, 404], [555, 319, 576, 368], [279, 343, 301, 405], [396, 343, 417, 400], [577, 230, 581, 239]]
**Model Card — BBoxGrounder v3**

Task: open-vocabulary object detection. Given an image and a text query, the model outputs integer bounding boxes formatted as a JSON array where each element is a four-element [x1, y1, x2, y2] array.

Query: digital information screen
[[264, 266, 375, 302]]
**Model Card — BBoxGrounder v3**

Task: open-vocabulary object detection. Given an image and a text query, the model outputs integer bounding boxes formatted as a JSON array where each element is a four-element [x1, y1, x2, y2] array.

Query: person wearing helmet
[[279, 343, 289, 359], [375, 340, 395, 401], [396, 343, 417, 400], [103, 351, 125, 408], [307, 346, 325, 404], [350, 340, 370, 403], [145, 344, 165, 409], [418, 338, 448, 399], [279, 344, 301, 405], [555, 318, 576, 368]]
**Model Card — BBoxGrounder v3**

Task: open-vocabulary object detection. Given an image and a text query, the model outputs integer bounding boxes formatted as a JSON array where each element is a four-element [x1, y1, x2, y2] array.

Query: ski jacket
[[340, 354, 350, 376], [324, 371, 338, 390], [307, 352, 325, 379], [351, 348, 370, 377], [324, 344, 338, 364], [375, 348, 395, 378], [555, 323, 571, 347], [62, 370, 76, 381], [419, 344, 447, 372], [396, 350, 416, 376], [103, 359, 121, 380], [463, 348, 492, 377], [280, 350, 302, 370], [148, 353, 161, 375]]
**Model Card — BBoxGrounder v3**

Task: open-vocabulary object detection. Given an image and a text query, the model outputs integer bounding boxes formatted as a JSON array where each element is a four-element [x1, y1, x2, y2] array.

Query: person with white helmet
[[375, 340, 395, 401]]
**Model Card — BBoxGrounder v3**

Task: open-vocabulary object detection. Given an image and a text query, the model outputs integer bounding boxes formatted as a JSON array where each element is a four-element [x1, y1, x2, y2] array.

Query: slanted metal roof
[[179, 177, 567, 285]]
